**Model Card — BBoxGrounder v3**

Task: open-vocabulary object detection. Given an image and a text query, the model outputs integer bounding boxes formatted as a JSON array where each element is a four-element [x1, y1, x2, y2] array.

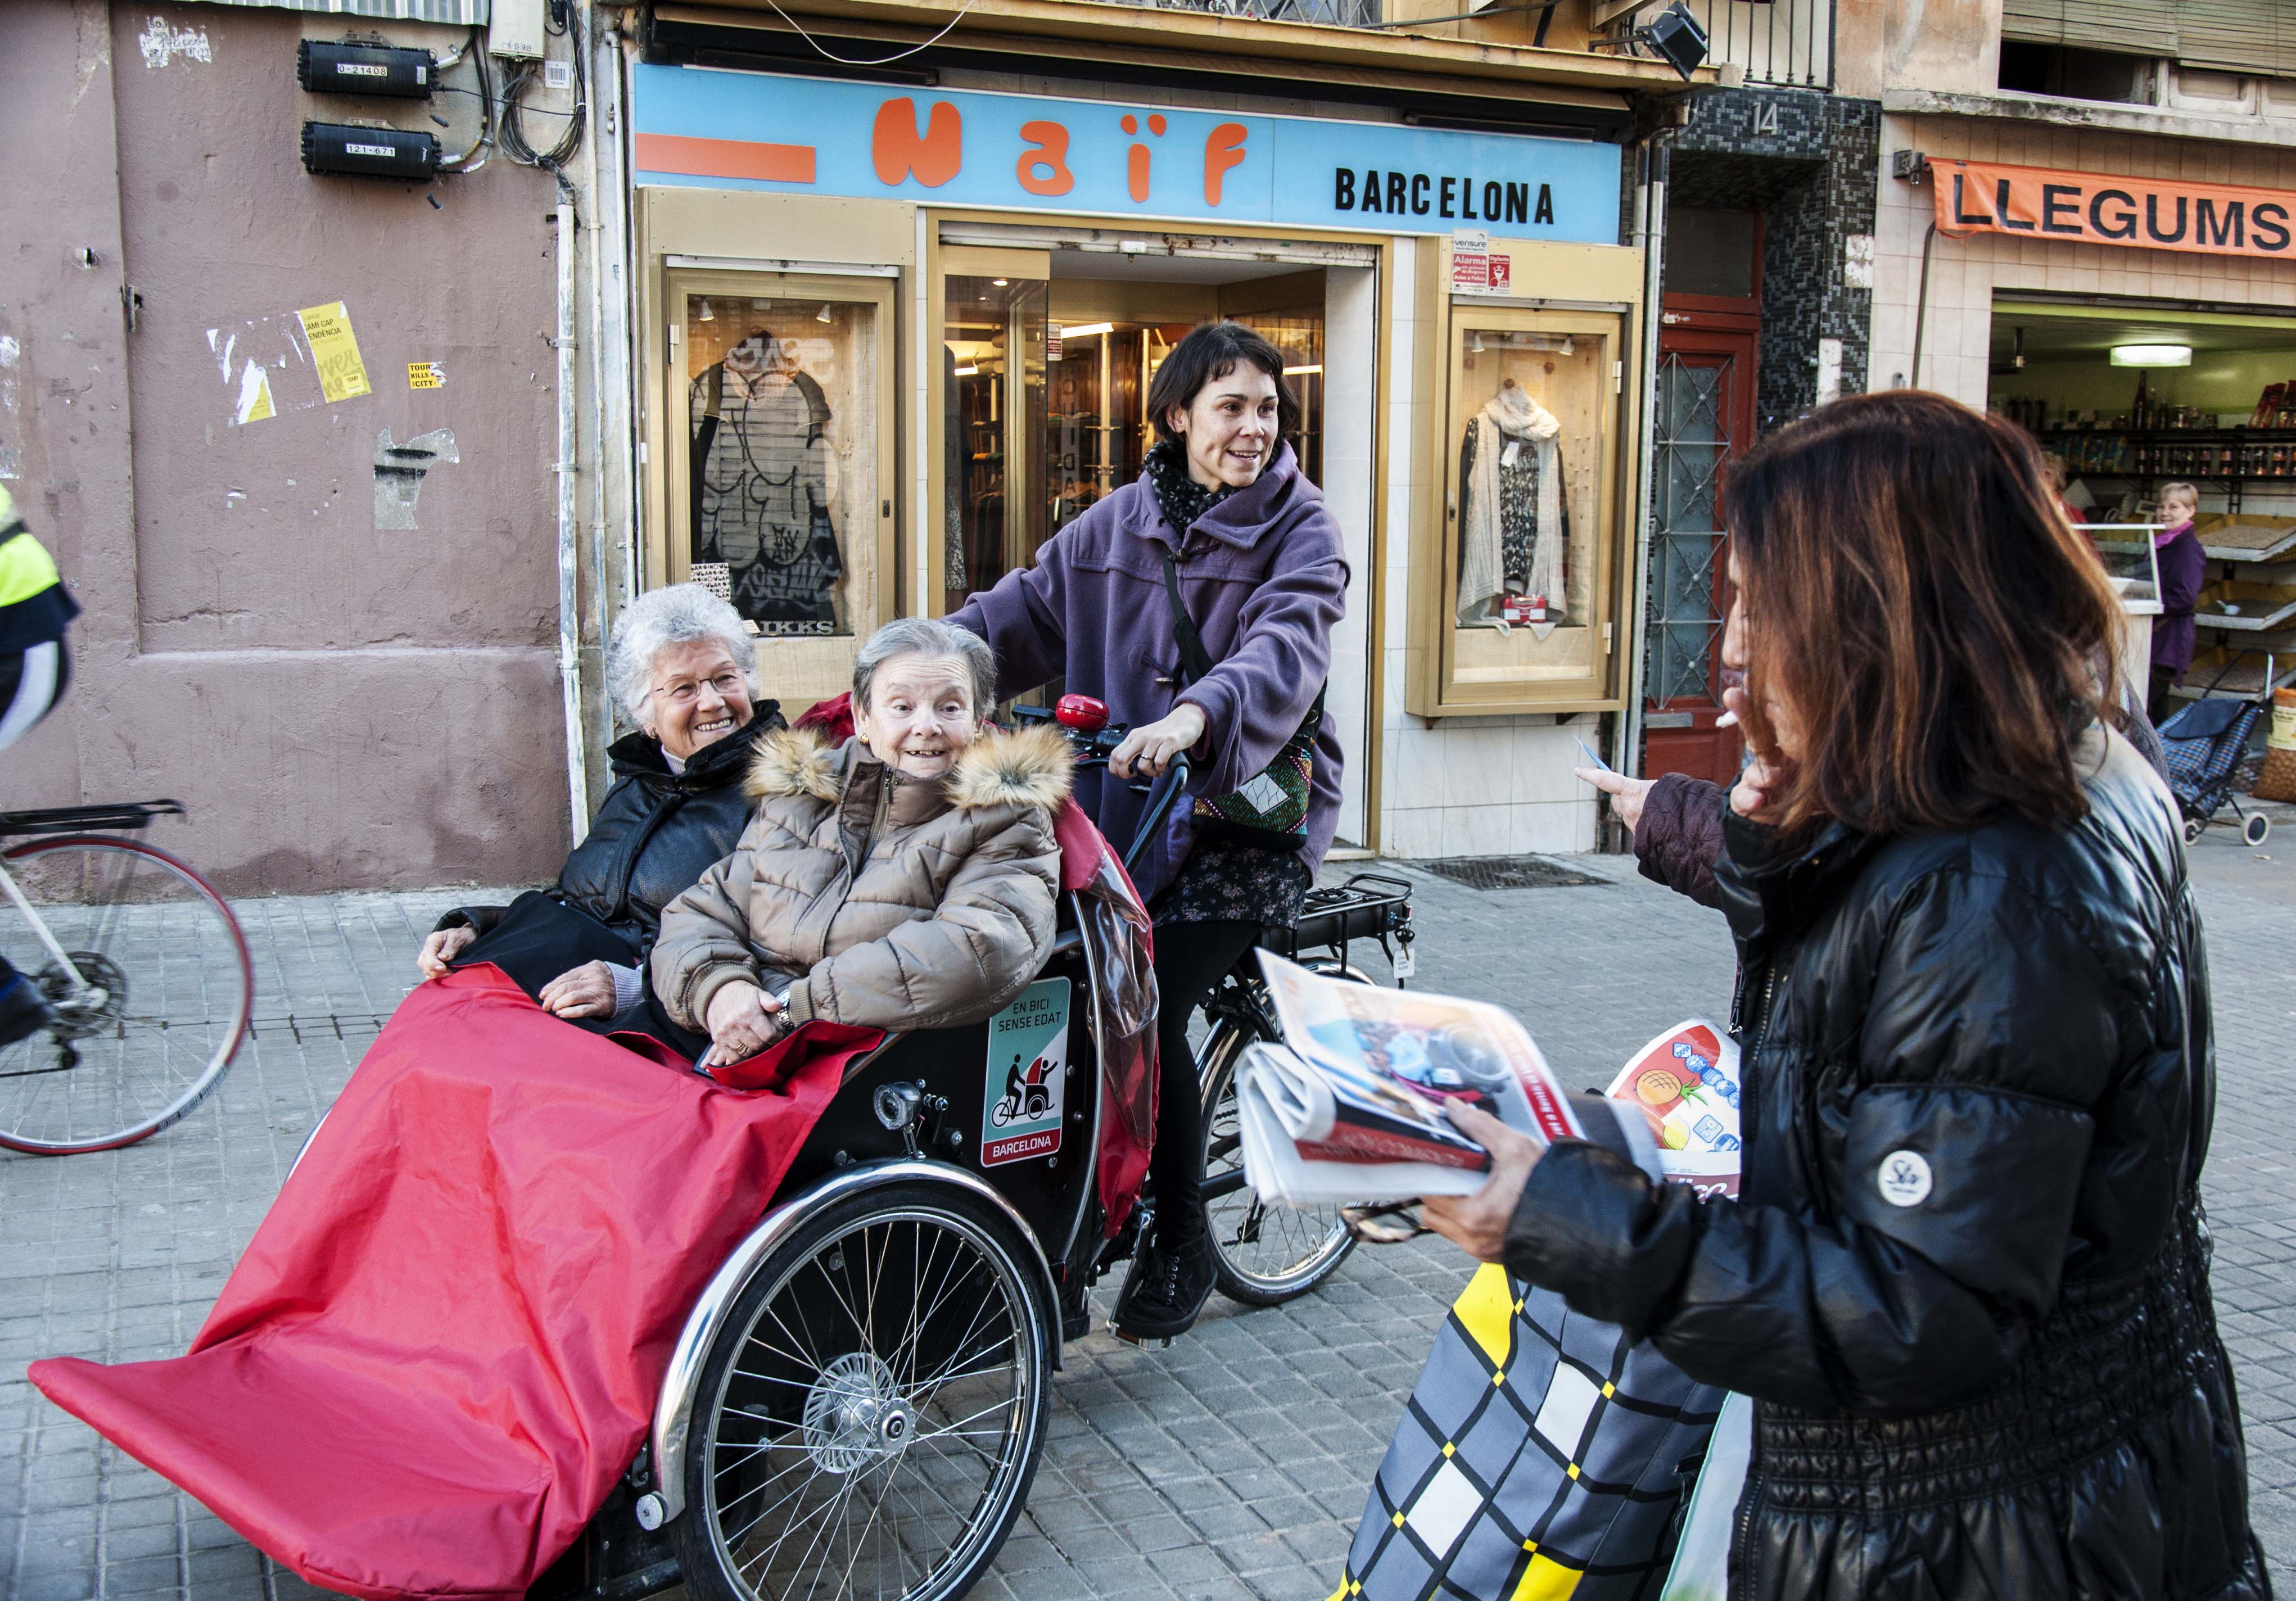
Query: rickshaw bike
[[487, 695, 1418, 1601]]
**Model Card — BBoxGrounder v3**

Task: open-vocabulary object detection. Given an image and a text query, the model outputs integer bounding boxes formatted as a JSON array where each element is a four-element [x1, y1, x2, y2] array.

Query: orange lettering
[[1017, 120, 1075, 197], [1127, 143, 1150, 203], [871, 97, 962, 188], [1204, 123, 1248, 207]]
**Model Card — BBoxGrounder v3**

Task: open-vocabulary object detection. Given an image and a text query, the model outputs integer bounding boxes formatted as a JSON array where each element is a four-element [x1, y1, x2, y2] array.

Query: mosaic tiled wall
[[1670, 87, 1881, 432]]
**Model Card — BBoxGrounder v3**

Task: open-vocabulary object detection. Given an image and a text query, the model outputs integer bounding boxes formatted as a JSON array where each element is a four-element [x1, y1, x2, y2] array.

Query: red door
[[1642, 314, 1756, 788]]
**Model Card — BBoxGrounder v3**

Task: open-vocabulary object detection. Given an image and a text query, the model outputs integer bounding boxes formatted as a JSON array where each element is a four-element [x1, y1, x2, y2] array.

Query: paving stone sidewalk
[[2, 834, 2289, 1600]]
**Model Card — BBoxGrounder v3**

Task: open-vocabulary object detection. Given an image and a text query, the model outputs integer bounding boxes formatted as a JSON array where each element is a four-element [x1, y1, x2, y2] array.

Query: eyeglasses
[[650, 671, 748, 709]]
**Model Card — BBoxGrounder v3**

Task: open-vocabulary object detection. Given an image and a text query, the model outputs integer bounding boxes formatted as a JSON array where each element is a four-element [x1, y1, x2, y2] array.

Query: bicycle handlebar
[[1007, 705, 1191, 874]]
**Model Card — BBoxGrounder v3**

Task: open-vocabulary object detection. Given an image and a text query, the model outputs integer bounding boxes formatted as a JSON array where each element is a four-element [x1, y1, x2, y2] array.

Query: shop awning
[[652, 0, 1709, 106]]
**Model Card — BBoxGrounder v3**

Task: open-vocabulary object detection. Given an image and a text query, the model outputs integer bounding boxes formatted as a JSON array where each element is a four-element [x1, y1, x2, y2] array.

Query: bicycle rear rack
[[0, 800, 186, 837]]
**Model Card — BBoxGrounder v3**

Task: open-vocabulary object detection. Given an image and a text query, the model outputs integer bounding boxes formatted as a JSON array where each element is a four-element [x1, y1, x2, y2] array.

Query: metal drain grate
[[1418, 854, 1610, 892]]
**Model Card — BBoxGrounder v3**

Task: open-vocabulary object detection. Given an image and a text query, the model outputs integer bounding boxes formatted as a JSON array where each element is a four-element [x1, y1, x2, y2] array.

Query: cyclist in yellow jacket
[[0, 486, 78, 1044]]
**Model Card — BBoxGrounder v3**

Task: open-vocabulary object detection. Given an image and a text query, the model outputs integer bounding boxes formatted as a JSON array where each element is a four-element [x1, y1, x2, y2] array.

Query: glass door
[[943, 259, 1049, 613], [1643, 324, 1754, 787]]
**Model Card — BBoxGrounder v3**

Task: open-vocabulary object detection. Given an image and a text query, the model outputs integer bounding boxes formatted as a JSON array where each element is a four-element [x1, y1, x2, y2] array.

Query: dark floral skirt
[[1154, 836, 1310, 930]]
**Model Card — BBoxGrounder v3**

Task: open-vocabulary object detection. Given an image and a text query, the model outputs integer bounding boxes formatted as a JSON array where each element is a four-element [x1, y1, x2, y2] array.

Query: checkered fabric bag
[[1334, 1265, 1727, 1601]]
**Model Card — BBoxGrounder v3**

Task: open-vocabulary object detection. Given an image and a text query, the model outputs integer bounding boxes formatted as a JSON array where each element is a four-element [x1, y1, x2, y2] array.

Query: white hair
[[607, 585, 758, 726], [852, 617, 997, 714]]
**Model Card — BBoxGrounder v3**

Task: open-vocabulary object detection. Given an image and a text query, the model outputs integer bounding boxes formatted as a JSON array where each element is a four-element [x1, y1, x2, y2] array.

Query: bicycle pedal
[[1109, 1329, 1170, 1350]]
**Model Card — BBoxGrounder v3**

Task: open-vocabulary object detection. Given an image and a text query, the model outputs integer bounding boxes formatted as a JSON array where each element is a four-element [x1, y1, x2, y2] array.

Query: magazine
[[1236, 952, 1583, 1206], [1605, 1020, 1742, 1201]]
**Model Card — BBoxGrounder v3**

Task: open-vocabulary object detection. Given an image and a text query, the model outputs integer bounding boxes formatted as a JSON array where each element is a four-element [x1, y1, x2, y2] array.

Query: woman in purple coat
[[951, 322, 1348, 1341]]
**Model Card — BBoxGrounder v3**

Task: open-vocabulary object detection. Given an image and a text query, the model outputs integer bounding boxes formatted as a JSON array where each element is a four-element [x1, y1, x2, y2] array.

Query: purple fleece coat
[[948, 442, 1349, 906]]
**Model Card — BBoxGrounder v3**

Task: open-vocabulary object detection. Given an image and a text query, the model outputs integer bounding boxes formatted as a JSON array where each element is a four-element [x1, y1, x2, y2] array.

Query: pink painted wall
[[0, 0, 570, 894]]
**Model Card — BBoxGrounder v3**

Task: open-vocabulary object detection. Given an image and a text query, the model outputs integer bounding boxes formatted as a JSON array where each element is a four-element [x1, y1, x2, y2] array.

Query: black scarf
[[1145, 440, 1238, 542]]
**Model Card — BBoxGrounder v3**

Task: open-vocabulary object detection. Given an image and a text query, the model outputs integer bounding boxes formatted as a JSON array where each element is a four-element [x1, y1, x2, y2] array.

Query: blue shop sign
[[632, 65, 1621, 245]]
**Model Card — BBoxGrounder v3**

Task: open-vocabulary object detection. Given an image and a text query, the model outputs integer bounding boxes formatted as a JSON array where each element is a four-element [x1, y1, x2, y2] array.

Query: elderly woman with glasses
[[416, 585, 781, 1042]]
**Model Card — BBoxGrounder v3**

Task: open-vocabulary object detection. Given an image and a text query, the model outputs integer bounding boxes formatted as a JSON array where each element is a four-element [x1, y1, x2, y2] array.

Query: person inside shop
[[2149, 479, 2207, 726], [415, 584, 782, 1051], [650, 617, 1068, 1065], [1432, 392, 2264, 1600], [948, 320, 1348, 1344]]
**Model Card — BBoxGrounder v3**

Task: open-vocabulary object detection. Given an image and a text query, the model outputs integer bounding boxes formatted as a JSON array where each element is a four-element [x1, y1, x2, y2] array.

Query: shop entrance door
[[936, 226, 1375, 843], [1643, 322, 1754, 786]]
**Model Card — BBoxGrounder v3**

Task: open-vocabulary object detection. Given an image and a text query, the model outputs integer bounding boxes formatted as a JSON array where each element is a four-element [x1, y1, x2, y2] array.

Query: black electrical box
[[297, 40, 435, 98], [301, 121, 441, 179]]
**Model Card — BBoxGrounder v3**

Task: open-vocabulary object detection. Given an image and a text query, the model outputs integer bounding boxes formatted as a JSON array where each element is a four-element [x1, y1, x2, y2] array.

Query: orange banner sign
[[1931, 159, 2296, 262]]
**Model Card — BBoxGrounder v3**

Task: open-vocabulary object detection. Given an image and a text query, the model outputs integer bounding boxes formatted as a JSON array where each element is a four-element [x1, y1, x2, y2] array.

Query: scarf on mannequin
[[1457, 380, 1564, 626]]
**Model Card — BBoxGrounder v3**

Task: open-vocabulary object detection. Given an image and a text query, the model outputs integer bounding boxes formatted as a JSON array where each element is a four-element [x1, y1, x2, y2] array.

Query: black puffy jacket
[[1507, 729, 2268, 1600], [441, 705, 782, 959]]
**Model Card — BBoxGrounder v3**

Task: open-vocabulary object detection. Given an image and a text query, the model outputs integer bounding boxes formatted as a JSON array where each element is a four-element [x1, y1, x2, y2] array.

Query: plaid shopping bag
[[1334, 1265, 1727, 1601]]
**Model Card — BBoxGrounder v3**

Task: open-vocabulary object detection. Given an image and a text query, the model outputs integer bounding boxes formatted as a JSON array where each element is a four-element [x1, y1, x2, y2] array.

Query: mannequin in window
[[1457, 376, 1567, 633], [690, 332, 843, 633]]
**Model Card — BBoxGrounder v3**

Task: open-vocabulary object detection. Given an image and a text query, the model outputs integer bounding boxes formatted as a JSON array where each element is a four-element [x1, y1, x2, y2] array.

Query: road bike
[[0, 800, 253, 1155]]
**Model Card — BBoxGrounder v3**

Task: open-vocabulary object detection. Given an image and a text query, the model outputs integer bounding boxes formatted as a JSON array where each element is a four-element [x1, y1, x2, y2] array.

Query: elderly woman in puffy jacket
[[651, 617, 1068, 1065], [1426, 393, 2264, 1601]]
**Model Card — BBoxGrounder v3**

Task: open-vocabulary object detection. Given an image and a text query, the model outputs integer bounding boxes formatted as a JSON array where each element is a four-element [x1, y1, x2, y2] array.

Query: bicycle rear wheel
[[0, 835, 252, 1155]]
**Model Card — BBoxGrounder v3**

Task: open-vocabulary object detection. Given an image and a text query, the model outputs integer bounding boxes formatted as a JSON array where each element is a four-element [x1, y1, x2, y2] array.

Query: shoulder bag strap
[[1158, 546, 1219, 689]]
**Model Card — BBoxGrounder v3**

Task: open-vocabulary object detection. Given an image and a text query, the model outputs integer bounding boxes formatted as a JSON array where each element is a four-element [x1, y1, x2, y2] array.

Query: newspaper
[[1605, 1020, 1742, 1201], [1237, 952, 1583, 1206]]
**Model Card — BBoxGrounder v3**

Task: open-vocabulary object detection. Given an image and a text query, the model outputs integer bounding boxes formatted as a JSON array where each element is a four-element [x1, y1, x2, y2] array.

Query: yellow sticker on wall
[[408, 361, 444, 390], [234, 361, 276, 426], [296, 302, 371, 405]]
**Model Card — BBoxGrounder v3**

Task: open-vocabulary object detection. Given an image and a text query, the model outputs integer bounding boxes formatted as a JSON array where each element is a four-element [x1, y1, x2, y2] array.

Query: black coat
[[441, 705, 782, 963], [1508, 730, 2267, 1600]]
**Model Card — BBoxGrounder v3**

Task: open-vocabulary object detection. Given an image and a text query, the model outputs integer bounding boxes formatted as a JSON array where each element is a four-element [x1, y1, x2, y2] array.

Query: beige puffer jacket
[[651, 724, 1070, 1036]]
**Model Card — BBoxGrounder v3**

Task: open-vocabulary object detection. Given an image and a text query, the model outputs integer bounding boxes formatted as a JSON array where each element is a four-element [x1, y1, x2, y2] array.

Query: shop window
[[1997, 41, 2151, 103], [1436, 307, 1628, 709], [668, 272, 893, 703]]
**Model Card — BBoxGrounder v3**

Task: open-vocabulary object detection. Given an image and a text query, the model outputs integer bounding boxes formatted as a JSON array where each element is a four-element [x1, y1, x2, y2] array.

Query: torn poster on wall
[[374, 428, 459, 530], [207, 301, 373, 426]]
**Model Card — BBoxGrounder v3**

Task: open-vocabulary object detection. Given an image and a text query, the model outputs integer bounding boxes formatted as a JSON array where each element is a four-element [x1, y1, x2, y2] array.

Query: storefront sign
[[1932, 159, 2296, 263], [632, 66, 1621, 245]]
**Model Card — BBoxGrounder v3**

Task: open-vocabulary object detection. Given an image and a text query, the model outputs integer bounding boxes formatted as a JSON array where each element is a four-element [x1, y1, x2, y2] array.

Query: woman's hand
[[1575, 767, 1655, 833], [1722, 684, 1795, 820], [1418, 1100, 1546, 1265], [1110, 703, 1209, 781], [417, 925, 476, 980], [538, 961, 619, 1020], [702, 980, 784, 1065]]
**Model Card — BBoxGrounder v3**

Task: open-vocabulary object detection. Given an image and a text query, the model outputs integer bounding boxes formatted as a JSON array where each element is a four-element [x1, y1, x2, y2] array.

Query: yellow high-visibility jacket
[[0, 486, 76, 652]]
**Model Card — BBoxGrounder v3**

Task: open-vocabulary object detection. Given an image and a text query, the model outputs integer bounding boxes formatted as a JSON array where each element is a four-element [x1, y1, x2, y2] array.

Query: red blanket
[[31, 965, 878, 1601]]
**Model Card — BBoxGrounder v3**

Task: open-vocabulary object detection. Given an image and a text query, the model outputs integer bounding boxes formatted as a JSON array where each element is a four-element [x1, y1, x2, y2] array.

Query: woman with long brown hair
[[1423, 391, 2266, 1599]]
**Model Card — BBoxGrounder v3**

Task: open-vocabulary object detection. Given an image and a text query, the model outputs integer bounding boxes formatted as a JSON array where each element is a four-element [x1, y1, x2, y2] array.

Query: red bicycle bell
[[1055, 694, 1110, 733]]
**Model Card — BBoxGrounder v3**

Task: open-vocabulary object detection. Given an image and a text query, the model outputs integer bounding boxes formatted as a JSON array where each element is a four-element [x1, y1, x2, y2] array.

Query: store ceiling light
[[2110, 343, 2191, 367], [816, 304, 834, 324], [1061, 322, 1115, 338], [695, 297, 714, 322]]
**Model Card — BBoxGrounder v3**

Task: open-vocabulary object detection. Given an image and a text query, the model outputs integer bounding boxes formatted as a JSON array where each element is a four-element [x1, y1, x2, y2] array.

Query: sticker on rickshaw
[[982, 978, 1070, 1166]]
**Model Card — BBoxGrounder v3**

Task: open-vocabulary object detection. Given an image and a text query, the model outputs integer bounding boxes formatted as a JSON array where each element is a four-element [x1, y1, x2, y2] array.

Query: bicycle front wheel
[[0, 836, 253, 1155]]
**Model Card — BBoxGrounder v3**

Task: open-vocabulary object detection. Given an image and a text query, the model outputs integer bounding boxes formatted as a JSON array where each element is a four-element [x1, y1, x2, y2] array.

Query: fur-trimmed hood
[[747, 724, 1073, 812]]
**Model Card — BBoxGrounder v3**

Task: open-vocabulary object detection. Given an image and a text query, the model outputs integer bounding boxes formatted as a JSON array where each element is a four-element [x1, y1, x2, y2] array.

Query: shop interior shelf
[[2195, 594, 2296, 633], [2195, 516, 2296, 565], [2039, 427, 2296, 445], [2175, 650, 2296, 702]]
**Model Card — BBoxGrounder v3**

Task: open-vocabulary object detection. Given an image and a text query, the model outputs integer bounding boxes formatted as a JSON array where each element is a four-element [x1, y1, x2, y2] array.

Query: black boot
[[0, 974, 53, 1050], [1111, 1214, 1218, 1344]]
